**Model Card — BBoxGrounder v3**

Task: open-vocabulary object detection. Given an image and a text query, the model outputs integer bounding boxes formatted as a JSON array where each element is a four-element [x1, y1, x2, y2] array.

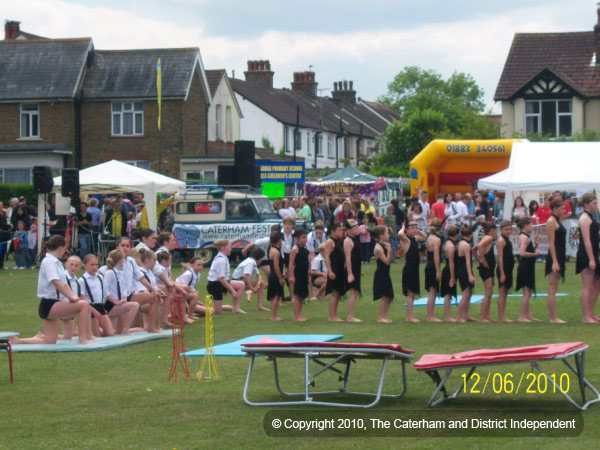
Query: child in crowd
[[64, 255, 89, 340], [456, 225, 475, 323], [267, 232, 285, 321], [232, 248, 267, 312], [424, 219, 443, 323], [174, 255, 202, 323], [440, 225, 459, 322], [126, 212, 137, 238], [102, 250, 140, 334], [516, 217, 539, 323], [344, 219, 363, 323], [206, 240, 245, 314], [28, 217, 38, 267], [358, 211, 372, 264], [13, 220, 31, 269], [474, 222, 497, 322], [288, 228, 310, 321], [134, 248, 164, 332], [79, 254, 114, 337], [373, 225, 394, 323], [496, 220, 514, 322], [309, 243, 327, 301], [399, 221, 427, 323], [325, 222, 346, 322]]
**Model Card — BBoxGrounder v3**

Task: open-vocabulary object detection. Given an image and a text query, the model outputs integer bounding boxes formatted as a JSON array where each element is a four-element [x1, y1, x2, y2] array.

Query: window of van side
[[176, 201, 222, 214], [226, 200, 258, 220]]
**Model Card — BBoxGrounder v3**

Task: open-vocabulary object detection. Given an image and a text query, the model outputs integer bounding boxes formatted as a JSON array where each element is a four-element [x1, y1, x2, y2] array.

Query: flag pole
[[157, 57, 162, 173]]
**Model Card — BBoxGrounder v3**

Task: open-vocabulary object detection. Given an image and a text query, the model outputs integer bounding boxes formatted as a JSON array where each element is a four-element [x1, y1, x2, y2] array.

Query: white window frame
[[215, 104, 222, 140], [20, 103, 40, 139], [524, 99, 572, 137], [327, 135, 334, 158], [112, 102, 144, 136], [120, 160, 149, 170]]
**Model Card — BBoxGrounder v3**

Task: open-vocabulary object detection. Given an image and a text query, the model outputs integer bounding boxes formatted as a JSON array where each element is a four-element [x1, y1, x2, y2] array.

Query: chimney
[[291, 71, 318, 97], [4, 20, 20, 40], [331, 80, 356, 104], [244, 59, 274, 89]]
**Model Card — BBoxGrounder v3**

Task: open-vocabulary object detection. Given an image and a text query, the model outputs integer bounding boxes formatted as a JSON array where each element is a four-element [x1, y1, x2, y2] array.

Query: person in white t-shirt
[[206, 240, 245, 314], [10, 235, 92, 345], [232, 248, 267, 312], [309, 243, 328, 301]]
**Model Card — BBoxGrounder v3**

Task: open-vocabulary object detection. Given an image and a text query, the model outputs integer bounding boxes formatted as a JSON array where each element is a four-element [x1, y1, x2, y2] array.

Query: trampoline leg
[[304, 352, 313, 402], [242, 354, 257, 406], [340, 359, 352, 393]]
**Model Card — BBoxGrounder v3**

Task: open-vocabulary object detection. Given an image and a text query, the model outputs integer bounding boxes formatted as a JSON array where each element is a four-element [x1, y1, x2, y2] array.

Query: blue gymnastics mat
[[184, 334, 344, 357], [6, 330, 173, 353], [408, 292, 569, 307], [0, 332, 19, 339]]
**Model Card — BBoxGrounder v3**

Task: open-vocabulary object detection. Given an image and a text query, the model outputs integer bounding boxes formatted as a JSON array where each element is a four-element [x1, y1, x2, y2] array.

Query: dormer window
[[525, 100, 572, 137]]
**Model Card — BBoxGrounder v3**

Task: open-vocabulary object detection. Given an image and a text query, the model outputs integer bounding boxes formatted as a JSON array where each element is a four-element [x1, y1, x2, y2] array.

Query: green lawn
[[0, 259, 598, 449]]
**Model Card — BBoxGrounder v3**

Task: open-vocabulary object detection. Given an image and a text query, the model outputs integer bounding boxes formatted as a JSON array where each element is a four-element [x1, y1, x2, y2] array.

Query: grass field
[[1, 258, 599, 449]]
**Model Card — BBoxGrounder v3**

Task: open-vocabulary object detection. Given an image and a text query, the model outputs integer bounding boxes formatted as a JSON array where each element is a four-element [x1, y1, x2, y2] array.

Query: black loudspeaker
[[234, 140, 255, 166], [61, 168, 80, 198], [254, 165, 261, 189], [218, 165, 237, 185], [236, 162, 256, 187], [32, 166, 54, 194]]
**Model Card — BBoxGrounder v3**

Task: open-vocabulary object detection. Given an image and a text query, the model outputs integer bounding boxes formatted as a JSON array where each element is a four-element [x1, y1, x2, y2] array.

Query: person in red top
[[336, 201, 354, 223], [553, 191, 572, 219], [431, 194, 446, 222], [536, 195, 553, 224]]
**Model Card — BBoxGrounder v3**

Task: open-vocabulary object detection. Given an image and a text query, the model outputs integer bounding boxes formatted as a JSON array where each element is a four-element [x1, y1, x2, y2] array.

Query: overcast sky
[[3, 0, 598, 111]]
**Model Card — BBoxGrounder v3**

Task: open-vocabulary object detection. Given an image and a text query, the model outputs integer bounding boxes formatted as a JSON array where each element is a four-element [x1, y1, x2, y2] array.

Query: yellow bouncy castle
[[409, 139, 521, 198]]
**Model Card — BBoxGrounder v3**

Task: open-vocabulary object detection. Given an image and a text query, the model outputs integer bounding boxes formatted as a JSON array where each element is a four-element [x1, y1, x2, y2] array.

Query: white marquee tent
[[478, 141, 600, 219], [50, 160, 185, 232]]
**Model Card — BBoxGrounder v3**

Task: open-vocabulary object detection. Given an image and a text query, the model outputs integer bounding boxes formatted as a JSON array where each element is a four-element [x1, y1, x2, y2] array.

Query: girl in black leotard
[[496, 220, 514, 322], [515, 217, 539, 323], [267, 232, 285, 321], [456, 225, 475, 323], [440, 225, 459, 322], [475, 222, 497, 322], [575, 193, 600, 323], [325, 222, 347, 322], [289, 228, 309, 321], [399, 220, 427, 323], [545, 199, 567, 323], [373, 225, 394, 323], [424, 219, 443, 322], [344, 219, 363, 323]]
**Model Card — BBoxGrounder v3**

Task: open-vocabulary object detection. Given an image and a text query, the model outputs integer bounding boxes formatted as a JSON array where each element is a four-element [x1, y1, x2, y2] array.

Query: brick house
[[231, 60, 399, 169], [496, 5, 600, 138], [0, 21, 211, 182], [0, 36, 91, 182]]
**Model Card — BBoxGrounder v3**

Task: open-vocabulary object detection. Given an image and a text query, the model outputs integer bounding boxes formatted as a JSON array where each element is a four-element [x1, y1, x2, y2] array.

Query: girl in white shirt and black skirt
[[10, 235, 92, 345], [206, 240, 245, 314], [103, 250, 140, 334]]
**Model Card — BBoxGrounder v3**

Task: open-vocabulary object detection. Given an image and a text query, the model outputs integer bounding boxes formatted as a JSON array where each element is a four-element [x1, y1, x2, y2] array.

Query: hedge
[[0, 184, 36, 205]]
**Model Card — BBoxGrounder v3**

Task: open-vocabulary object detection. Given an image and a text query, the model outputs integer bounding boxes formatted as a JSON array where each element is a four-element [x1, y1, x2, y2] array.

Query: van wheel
[[195, 247, 217, 267]]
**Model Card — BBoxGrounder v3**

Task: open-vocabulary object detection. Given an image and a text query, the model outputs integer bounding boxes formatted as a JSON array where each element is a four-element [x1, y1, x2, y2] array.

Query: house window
[[294, 129, 301, 151], [20, 104, 39, 139], [307, 131, 312, 155], [225, 106, 232, 141], [215, 104, 222, 140], [185, 171, 216, 181], [112, 102, 143, 136], [121, 160, 150, 170], [525, 100, 572, 137], [1, 168, 31, 184], [317, 135, 323, 156], [327, 136, 334, 158]]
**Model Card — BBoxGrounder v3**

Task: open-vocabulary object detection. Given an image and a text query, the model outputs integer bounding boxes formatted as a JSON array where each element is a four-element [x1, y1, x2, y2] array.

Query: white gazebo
[[50, 159, 184, 231]]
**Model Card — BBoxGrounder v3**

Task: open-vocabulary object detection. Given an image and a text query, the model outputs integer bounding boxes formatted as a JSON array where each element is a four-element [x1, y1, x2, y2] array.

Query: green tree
[[368, 66, 500, 173]]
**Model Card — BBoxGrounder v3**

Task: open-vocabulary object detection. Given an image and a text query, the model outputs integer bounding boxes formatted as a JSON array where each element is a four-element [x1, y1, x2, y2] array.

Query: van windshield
[[253, 198, 278, 218]]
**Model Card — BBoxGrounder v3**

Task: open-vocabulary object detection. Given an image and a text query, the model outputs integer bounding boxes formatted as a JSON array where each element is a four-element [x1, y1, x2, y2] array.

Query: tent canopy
[[316, 166, 378, 183], [477, 142, 600, 192], [53, 160, 185, 230]]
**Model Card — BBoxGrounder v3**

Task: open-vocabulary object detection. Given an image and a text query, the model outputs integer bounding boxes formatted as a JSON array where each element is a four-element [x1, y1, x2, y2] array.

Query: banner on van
[[256, 161, 305, 183], [173, 222, 279, 249]]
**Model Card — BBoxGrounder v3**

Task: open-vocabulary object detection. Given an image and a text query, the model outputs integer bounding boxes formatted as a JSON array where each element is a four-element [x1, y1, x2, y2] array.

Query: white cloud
[[2, 0, 596, 110]]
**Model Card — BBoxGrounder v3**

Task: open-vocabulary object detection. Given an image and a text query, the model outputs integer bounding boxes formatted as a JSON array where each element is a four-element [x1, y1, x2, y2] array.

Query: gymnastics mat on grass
[[409, 292, 569, 307], [184, 334, 344, 357], [6, 330, 173, 353]]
